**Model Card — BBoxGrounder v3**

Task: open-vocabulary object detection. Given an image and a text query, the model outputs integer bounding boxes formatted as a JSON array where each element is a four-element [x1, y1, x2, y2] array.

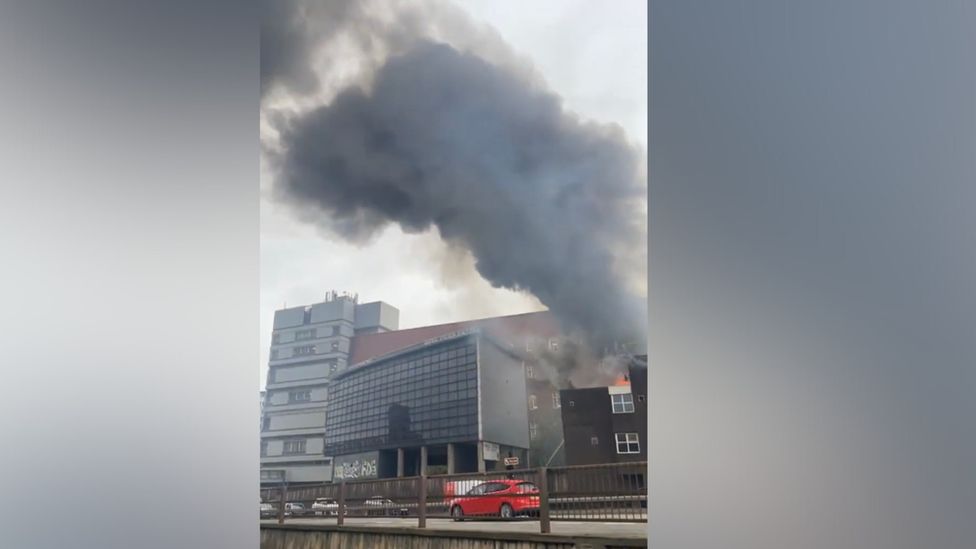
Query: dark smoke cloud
[[260, 0, 522, 101], [267, 40, 647, 347], [261, 0, 327, 98]]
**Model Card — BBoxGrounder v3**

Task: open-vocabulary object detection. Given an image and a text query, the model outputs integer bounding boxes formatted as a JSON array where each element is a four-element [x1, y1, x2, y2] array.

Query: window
[[529, 422, 538, 439], [615, 433, 640, 454], [590, 436, 599, 446], [331, 326, 340, 336], [528, 394, 538, 410], [331, 341, 340, 351], [260, 441, 268, 456], [289, 390, 311, 403], [611, 393, 635, 414], [637, 394, 646, 402], [569, 400, 575, 407], [293, 345, 316, 356], [525, 363, 533, 379], [295, 329, 315, 341], [270, 349, 278, 360], [272, 332, 281, 344], [551, 392, 561, 408], [262, 417, 270, 431], [329, 361, 338, 374], [283, 439, 307, 455], [548, 338, 559, 352]]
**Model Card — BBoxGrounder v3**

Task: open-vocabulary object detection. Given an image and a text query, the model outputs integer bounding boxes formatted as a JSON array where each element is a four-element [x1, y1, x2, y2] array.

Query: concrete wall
[[478, 338, 530, 449], [269, 411, 326, 431], [261, 462, 332, 484], [261, 524, 645, 549], [310, 299, 355, 323], [354, 301, 400, 332], [272, 362, 331, 383], [273, 307, 306, 329]]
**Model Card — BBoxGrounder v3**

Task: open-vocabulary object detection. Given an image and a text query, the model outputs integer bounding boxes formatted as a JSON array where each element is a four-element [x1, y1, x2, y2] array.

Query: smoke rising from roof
[[263, 1, 647, 351]]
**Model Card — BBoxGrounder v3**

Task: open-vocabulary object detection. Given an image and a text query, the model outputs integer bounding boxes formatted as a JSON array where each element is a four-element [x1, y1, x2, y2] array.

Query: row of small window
[[262, 390, 314, 404], [526, 392, 644, 413], [524, 338, 561, 353], [327, 414, 476, 435], [326, 425, 476, 443], [522, 425, 640, 453], [330, 375, 477, 405], [528, 392, 563, 410], [259, 439, 308, 456], [612, 393, 646, 414], [331, 386, 476, 410], [582, 433, 641, 454], [272, 325, 341, 344], [271, 341, 341, 359], [330, 358, 475, 394], [326, 404, 478, 429]]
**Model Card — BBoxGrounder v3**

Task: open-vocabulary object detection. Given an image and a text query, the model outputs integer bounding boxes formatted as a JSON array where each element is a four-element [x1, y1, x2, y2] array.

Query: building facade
[[261, 299, 641, 485], [260, 293, 399, 485], [324, 329, 530, 479], [559, 358, 648, 466]]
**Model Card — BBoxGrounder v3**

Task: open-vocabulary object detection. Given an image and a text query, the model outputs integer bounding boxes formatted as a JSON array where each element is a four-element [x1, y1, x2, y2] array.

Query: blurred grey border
[[0, 1, 259, 548], [650, 1, 975, 548], [1, 1, 973, 549]]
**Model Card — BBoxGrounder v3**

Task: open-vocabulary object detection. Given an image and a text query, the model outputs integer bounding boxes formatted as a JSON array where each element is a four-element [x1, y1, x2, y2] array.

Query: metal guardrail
[[260, 461, 646, 533]]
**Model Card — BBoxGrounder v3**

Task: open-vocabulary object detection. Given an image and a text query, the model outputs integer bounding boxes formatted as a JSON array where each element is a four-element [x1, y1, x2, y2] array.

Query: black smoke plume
[[263, 4, 647, 354]]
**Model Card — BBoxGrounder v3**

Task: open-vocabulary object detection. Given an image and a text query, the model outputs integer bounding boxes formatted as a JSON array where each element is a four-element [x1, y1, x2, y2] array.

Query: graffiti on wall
[[333, 452, 379, 480]]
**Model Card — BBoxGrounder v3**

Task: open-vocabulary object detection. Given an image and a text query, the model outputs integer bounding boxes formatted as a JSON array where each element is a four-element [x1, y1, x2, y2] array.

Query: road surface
[[261, 517, 647, 539]]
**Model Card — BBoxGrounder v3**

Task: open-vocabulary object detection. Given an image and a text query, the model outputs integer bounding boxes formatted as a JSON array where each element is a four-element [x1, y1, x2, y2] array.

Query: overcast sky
[[259, 0, 646, 386]]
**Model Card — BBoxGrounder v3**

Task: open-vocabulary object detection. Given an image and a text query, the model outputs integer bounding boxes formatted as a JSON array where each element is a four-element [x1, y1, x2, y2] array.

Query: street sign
[[504, 456, 519, 466]]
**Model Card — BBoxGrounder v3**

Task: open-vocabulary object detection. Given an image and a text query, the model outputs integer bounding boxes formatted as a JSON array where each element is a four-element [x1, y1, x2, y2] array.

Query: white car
[[311, 497, 339, 516], [364, 496, 409, 516], [260, 503, 278, 519]]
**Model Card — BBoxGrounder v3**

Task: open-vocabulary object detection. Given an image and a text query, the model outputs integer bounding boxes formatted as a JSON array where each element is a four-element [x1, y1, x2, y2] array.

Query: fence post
[[337, 481, 346, 526], [277, 483, 287, 524], [418, 474, 427, 528], [538, 467, 551, 533]]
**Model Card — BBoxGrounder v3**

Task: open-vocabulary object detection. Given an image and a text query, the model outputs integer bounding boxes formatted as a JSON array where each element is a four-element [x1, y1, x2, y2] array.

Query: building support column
[[397, 448, 405, 478], [420, 445, 428, 476], [477, 442, 486, 473], [447, 443, 456, 474]]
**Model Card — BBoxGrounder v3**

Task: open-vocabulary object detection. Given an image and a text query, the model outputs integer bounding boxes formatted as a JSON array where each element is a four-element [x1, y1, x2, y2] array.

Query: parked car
[[284, 502, 306, 517], [448, 480, 540, 521], [260, 503, 278, 519], [364, 496, 409, 516], [311, 497, 339, 517]]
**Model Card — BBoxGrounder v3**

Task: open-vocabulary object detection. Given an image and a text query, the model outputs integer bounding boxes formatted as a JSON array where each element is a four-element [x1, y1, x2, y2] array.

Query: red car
[[449, 480, 540, 520]]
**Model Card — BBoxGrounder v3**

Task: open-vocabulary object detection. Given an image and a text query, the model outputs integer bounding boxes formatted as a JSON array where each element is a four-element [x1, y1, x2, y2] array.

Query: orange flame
[[613, 374, 631, 386]]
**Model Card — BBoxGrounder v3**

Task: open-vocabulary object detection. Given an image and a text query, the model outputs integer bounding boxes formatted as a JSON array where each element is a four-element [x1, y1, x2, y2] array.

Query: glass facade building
[[324, 335, 480, 456]]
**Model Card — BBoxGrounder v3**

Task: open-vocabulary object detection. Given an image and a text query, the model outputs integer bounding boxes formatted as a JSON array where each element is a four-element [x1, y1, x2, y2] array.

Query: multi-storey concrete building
[[260, 293, 399, 485]]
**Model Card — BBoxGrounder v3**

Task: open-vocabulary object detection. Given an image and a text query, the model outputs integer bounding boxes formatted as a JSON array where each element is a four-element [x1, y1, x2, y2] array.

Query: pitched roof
[[348, 310, 560, 366]]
